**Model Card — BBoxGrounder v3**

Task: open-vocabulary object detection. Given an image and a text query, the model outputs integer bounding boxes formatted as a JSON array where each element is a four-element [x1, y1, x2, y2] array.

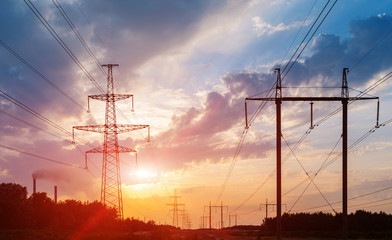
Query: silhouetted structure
[[246, 68, 378, 240], [73, 64, 150, 219]]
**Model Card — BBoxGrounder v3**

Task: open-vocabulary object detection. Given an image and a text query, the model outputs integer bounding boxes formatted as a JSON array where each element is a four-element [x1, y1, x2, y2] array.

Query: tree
[[0, 183, 28, 228], [27, 192, 55, 228]]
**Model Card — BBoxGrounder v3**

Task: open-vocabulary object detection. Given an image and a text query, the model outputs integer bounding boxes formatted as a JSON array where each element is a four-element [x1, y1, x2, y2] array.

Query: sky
[[1, 0, 392, 228]]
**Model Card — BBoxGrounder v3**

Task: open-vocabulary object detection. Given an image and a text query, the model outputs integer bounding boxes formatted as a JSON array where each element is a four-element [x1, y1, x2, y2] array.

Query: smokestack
[[54, 186, 57, 204], [33, 178, 36, 194]]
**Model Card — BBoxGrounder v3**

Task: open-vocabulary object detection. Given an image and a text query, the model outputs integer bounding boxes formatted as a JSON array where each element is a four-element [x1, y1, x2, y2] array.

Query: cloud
[[140, 71, 276, 170], [280, 13, 392, 87], [77, 0, 226, 73], [252, 16, 311, 37], [0, 0, 91, 134], [141, 13, 392, 172]]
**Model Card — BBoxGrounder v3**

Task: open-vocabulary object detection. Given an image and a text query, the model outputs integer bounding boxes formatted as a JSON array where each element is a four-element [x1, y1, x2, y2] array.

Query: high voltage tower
[[179, 209, 192, 229], [246, 68, 378, 240], [73, 64, 150, 219], [167, 190, 184, 227]]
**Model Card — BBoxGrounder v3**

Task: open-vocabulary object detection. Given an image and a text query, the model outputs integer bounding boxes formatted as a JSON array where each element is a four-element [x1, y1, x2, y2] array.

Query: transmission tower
[[245, 68, 377, 240], [72, 64, 150, 219], [167, 189, 184, 227]]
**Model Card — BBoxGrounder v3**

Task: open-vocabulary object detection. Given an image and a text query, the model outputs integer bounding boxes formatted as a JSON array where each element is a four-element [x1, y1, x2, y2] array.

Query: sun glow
[[135, 169, 155, 179], [127, 168, 160, 187]]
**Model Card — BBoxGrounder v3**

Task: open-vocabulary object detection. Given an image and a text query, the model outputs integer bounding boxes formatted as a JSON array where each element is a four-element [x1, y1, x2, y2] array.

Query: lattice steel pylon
[[72, 64, 150, 219]]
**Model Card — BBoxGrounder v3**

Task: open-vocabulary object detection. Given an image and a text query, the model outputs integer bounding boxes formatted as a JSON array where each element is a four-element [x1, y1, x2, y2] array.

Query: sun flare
[[127, 168, 160, 187]]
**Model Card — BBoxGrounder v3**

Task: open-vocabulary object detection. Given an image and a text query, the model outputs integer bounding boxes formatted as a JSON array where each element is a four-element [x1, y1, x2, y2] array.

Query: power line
[[215, 88, 277, 204], [0, 108, 88, 160], [0, 89, 94, 147], [23, 0, 151, 151], [0, 108, 64, 141], [73, 0, 114, 62], [215, 73, 277, 204], [232, 70, 391, 211], [279, 111, 389, 205], [51, 0, 106, 76], [351, 25, 392, 71], [281, 0, 329, 74], [282, 134, 337, 214], [293, 185, 392, 213], [50, 0, 132, 123], [288, 116, 392, 213], [237, 1, 327, 185], [279, 0, 319, 67], [232, 127, 314, 211], [24, 0, 105, 94], [282, 0, 338, 81], [222, 0, 389, 213], [0, 39, 85, 110], [0, 143, 83, 169], [214, 127, 249, 204], [284, 135, 341, 199]]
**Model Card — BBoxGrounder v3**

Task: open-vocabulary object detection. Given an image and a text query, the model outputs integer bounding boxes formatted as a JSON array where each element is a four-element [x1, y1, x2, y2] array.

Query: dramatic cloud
[[142, 71, 276, 170], [141, 13, 392, 171], [77, 0, 226, 74], [280, 14, 392, 87], [252, 16, 311, 37]]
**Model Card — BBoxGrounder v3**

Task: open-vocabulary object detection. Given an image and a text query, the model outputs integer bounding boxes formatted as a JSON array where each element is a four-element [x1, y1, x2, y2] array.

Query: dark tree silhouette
[[0, 183, 28, 228]]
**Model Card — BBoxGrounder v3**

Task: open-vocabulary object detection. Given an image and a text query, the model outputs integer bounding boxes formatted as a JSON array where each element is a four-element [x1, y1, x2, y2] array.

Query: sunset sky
[[1, 0, 392, 228]]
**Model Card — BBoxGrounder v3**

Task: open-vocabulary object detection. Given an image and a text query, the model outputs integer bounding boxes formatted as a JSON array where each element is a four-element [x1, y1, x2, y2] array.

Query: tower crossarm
[[246, 96, 378, 102], [116, 124, 149, 134], [85, 145, 136, 153], [73, 124, 106, 133], [73, 124, 149, 134], [118, 145, 137, 153], [84, 145, 137, 170], [86, 145, 104, 153], [89, 94, 133, 102]]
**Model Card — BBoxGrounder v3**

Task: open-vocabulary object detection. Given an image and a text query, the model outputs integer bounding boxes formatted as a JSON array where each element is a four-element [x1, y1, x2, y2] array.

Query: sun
[[135, 169, 154, 179], [127, 168, 160, 187]]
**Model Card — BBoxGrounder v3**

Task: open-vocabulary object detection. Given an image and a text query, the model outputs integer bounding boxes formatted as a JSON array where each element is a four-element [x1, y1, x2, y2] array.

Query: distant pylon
[[167, 189, 184, 227], [73, 64, 150, 219]]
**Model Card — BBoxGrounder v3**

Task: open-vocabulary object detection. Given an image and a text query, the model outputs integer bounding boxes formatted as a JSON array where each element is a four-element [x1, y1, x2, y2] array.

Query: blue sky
[[0, 0, 392, 227]]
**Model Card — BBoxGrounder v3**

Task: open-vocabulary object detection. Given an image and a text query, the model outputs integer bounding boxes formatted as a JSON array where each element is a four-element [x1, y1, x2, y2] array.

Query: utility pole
[[245, 68, 378, 240], [341, 68, 349, 240], [201, 215, 209, 228], [204, 201, 212, 229], [205, 202, 228, 229], [72, 64, 150, 219], [275, 68, 282, 239], [228, 213, 237, 227], [179, 209, 191, 229], [167, 189, 184, 227], [260, 198, 286, 233]]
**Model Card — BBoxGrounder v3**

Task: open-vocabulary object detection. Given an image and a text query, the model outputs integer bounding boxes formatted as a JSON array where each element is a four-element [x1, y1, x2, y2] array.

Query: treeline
[[0, 183, 176, 240], [260, 211, 392, 238]]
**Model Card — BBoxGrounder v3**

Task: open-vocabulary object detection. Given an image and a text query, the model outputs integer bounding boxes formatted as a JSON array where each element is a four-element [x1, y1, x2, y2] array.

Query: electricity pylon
[[245, 68, 378, 240], [73, 64, 150, 219], [167, 189, 184, 227]]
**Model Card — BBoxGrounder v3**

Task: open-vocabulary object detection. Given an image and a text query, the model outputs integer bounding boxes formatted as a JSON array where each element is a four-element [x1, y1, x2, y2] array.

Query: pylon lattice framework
[[73, 64, 150, 219]]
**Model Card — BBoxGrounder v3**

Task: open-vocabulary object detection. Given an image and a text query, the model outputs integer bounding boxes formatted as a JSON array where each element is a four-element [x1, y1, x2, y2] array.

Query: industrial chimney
[[33, 178, 36, 194], [54, 186, 57, 204]]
